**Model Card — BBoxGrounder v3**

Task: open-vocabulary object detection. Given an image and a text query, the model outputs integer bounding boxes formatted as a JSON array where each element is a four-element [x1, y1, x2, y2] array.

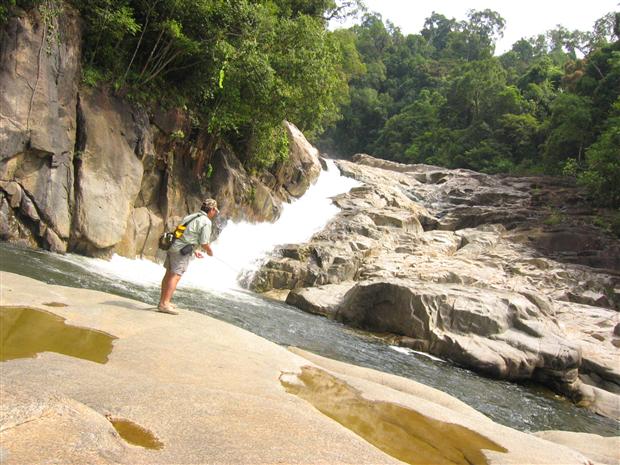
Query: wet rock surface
[[253, 154, 620, 419], [0, 272, 603, 465], [533, 431, 620, 465]]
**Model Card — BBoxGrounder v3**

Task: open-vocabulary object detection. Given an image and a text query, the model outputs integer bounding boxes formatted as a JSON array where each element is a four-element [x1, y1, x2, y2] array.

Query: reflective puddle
[[0, 306, 116, 363], [281, 366, 507, 465], [108, 417, 164, 450]]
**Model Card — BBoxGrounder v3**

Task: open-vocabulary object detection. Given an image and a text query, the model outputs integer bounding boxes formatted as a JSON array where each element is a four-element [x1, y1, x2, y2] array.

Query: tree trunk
[[122, 5, 152, 85]]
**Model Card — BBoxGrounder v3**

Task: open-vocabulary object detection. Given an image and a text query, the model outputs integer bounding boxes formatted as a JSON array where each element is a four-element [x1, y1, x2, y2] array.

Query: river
[[0, 161, 617, 436]]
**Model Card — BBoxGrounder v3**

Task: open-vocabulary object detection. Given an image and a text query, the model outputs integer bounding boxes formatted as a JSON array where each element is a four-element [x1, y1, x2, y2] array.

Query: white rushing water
[[74, 160, 360, 292]]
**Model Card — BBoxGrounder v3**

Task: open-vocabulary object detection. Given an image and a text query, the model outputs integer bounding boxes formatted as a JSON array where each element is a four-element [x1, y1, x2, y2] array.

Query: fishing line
[[213, 255, 241, 274]]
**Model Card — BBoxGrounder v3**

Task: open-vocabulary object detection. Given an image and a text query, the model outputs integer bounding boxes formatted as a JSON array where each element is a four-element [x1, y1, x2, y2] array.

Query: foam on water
[[70, 254, 163, 287], [65, 160, 360, 292], [389, 345, 446, 362]]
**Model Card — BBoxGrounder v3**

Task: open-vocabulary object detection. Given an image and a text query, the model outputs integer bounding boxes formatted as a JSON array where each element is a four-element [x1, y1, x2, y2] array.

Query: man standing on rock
[[158, 198, 219, 314]]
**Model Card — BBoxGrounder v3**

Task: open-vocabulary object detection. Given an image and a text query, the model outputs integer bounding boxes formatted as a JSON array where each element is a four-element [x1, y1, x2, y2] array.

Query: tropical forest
[[2, 0, 618, 211]]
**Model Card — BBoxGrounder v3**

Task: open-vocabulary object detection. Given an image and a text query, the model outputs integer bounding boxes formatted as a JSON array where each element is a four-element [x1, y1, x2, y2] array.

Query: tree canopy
[[319, 9, 620, 209]]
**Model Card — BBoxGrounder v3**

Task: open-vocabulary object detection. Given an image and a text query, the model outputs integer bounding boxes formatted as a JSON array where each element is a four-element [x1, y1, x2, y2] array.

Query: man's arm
[[200, 243, 213, 256]]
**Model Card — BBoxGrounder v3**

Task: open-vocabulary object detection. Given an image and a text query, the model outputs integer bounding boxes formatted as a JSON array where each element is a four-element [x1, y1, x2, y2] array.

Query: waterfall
[[83, 160, 360, 292]]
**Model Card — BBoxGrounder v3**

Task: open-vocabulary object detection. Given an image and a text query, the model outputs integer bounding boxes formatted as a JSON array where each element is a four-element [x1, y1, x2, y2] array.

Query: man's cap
[[202, 198, 218, 212]]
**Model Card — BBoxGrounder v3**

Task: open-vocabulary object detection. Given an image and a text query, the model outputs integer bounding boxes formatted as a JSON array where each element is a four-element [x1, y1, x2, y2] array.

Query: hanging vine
[[39, 0, 61, 54], [27, 0, 61, 130]]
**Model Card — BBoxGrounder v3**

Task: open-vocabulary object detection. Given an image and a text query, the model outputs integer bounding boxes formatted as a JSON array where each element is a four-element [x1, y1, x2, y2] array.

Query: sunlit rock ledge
[[1, 271, 616, 465]]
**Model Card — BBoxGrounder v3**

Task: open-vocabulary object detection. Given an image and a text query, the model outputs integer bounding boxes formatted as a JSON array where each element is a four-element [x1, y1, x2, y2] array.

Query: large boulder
[[337, 280, 581, 381], [286, 283, 355, 318], [552, 300, 620, 419], [72, 89, 144, 254], [287, 279, 592, 403], [270, 122, 322, 198]]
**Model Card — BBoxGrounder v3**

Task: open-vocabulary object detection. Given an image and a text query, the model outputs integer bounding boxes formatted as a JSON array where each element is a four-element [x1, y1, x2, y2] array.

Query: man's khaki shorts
[[164, 249, 191, 275]]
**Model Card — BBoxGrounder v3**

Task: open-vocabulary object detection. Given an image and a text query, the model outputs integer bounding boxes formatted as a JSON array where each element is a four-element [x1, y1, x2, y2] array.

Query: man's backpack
[[158, 231, 176, 251], [158, 213, 201, 251]]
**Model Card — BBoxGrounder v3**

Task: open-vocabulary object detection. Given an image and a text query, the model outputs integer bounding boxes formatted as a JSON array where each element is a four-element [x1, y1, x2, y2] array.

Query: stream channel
[[1, 161, 618, 436]]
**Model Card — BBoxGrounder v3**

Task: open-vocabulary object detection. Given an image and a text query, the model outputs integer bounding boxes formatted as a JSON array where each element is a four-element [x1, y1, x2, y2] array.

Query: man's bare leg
[[159, 270, 182, 308]]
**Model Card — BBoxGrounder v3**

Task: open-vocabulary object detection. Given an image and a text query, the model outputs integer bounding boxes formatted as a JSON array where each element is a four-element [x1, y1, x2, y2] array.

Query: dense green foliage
[[319, 11, 620, 208]]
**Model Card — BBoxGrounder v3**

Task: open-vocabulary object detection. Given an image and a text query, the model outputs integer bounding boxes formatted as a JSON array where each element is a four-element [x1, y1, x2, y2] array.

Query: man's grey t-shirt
[[170, 211, 212, 251]]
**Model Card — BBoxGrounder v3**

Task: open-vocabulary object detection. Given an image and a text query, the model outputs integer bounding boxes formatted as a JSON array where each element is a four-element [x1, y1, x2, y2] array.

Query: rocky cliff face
[[0, 5, 321, 258], [0, 4, 81, 252], [252, 154, 620, 420]]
